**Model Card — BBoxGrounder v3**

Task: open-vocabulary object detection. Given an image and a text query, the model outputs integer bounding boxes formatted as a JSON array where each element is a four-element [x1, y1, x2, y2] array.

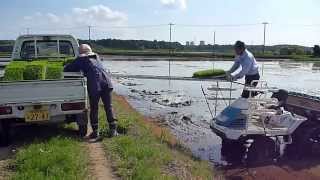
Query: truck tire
[[77, 112, 88, 138], [246, 137, 276, 166], [0, 121, 10, 147]]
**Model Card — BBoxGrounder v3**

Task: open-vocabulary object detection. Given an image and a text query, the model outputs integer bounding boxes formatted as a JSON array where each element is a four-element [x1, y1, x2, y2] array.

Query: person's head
[[234, 41, 246, 55], [79, 44, 93, 56]]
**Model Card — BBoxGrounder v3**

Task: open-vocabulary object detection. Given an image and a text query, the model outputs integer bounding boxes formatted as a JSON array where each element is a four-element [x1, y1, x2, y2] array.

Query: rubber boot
[[109, 123, 119, 138]]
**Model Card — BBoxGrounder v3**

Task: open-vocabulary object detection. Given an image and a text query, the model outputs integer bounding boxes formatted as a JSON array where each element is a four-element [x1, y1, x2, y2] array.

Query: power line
[[175, 23, 262, 28], [94, 24, 168, 29]]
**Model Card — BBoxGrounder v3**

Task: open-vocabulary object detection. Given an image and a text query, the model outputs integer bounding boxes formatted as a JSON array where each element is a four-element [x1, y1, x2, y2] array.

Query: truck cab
[[11, 34, 79, 60]]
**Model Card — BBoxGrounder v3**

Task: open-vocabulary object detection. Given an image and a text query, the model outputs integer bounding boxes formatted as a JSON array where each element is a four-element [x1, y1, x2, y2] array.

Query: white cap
[[79, 44, 95, 57]]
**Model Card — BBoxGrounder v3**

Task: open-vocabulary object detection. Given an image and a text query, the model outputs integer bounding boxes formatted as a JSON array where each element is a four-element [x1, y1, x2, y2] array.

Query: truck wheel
[[0, 121, 10, 147], [246, 137, 276, 166], [77, 112, 88, 138], [300, 125, 320, 157]]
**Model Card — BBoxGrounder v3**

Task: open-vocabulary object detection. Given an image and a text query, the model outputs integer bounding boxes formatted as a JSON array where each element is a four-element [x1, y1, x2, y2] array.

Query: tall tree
[[313, 45, 320, 57]]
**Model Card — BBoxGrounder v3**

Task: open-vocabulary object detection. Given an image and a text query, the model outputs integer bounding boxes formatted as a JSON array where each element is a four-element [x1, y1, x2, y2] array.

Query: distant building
[[186, 41, 190, 46], [200, 41, 205, 46], [190, 41, 195, 46]]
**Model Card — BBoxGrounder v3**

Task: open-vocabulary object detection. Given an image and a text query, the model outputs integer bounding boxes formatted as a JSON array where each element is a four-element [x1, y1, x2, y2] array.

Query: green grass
[[11, 136, 88, 180], [291, 55, 320, 61], [101, 95, 215, 179], [192, 69, 225, 78]]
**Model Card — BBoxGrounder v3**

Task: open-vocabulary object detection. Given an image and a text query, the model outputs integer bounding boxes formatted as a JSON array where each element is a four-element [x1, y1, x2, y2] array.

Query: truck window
[[21, 40, 75, 59]]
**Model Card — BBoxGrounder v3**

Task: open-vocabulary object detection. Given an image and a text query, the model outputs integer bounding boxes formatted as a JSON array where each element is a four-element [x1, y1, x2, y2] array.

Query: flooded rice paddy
[[102, 57, 320, 164]]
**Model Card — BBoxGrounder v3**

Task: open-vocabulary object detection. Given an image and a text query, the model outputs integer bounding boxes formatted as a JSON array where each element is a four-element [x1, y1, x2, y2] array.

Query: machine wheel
[[221, 139, 245, 164], [299, 125, 320, 157], [77, 112, 88, 137], [285, 121, 319, 158], [246, 137, 276, 166], [0, 120, 10, 147]]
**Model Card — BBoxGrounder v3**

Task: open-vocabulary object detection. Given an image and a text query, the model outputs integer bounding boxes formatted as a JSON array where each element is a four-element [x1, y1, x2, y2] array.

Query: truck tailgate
[[0, 79, 87, 105]]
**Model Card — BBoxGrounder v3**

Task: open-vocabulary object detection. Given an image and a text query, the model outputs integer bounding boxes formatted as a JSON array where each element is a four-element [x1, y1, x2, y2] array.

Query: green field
[[95, 48, 320, 61]]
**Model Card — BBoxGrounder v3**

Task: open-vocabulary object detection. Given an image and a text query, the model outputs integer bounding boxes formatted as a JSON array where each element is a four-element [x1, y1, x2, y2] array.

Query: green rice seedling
[[23, 63, 46, 80], [46, 64, 63, 79], [7, 61, 28, 67], [192, 69, 225, 78], [64, 58, 75, 66], [48, 60, 64, 66], [3, 65, 25, 81]]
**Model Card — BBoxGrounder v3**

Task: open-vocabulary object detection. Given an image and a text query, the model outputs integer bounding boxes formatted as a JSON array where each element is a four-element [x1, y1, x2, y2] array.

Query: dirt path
[[85, 125, 116, 180], [0, 146, 13, 180], [86, 141, 116, 180]]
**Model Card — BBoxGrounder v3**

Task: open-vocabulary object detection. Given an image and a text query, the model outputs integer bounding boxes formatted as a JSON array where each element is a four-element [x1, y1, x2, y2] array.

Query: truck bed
[[0, 79, 87, 105]]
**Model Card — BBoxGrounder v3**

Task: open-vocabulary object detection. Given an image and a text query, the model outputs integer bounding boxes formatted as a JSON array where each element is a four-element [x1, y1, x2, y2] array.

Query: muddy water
[[102, 58, 320, 164]]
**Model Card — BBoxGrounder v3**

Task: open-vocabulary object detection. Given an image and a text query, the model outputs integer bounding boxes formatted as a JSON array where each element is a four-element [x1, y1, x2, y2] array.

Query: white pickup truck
[[0, 34, 88, 146]]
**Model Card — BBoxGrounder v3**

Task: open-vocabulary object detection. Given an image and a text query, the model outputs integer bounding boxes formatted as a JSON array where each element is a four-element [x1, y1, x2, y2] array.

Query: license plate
[[25, 111, 49, 122]]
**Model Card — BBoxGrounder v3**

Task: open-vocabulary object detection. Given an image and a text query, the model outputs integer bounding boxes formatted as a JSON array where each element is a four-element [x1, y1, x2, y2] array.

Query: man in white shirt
[[226, 41, 260, 98]]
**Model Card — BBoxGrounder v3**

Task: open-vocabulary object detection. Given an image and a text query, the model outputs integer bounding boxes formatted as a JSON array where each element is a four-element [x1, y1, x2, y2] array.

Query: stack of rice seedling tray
[[2, 58, 74, 81]]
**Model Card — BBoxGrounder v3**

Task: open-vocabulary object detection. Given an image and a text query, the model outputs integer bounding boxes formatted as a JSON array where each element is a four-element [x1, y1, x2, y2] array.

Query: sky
[[1, 0, 320, 46]]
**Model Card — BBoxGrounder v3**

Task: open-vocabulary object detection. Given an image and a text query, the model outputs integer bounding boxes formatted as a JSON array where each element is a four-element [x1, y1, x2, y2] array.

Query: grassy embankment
[[101, 95, 215, 179], [7, 94, 215, 180], [11, 136, 88, 180], [5, 122, 89, 180]]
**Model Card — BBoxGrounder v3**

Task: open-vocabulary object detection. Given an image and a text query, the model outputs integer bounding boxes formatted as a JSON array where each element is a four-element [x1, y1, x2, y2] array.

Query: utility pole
[[212, 31, 216, 69], [88, 26, 92, 41], [169, 23, 175, 79], [262, 22, 268, 54], [213, 31, 216, 54], [26, 28, 30, 35], [262, 22, 268, 77]]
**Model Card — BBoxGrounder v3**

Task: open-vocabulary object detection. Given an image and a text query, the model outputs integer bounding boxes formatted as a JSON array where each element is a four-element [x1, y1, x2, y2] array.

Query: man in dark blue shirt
[[64, 44, 118, 140]]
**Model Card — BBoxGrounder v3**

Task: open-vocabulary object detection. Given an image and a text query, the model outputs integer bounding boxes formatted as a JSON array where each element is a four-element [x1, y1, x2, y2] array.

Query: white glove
[[225, 72, 235, 82]]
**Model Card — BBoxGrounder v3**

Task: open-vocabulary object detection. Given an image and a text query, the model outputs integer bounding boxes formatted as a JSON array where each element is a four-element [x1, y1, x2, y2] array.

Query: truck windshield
[[21, 40, 75, 59]]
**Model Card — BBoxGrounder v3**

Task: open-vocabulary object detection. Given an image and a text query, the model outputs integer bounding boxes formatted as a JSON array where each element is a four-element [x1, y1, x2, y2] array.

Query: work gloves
[[225, 71, 235, 82]]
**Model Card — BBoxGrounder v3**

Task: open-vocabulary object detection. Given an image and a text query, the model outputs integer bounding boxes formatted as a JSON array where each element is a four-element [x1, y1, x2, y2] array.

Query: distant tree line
[[80, 39, 315, 56], [79, 39, 183, 50], [0, 39, 316, 57]]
